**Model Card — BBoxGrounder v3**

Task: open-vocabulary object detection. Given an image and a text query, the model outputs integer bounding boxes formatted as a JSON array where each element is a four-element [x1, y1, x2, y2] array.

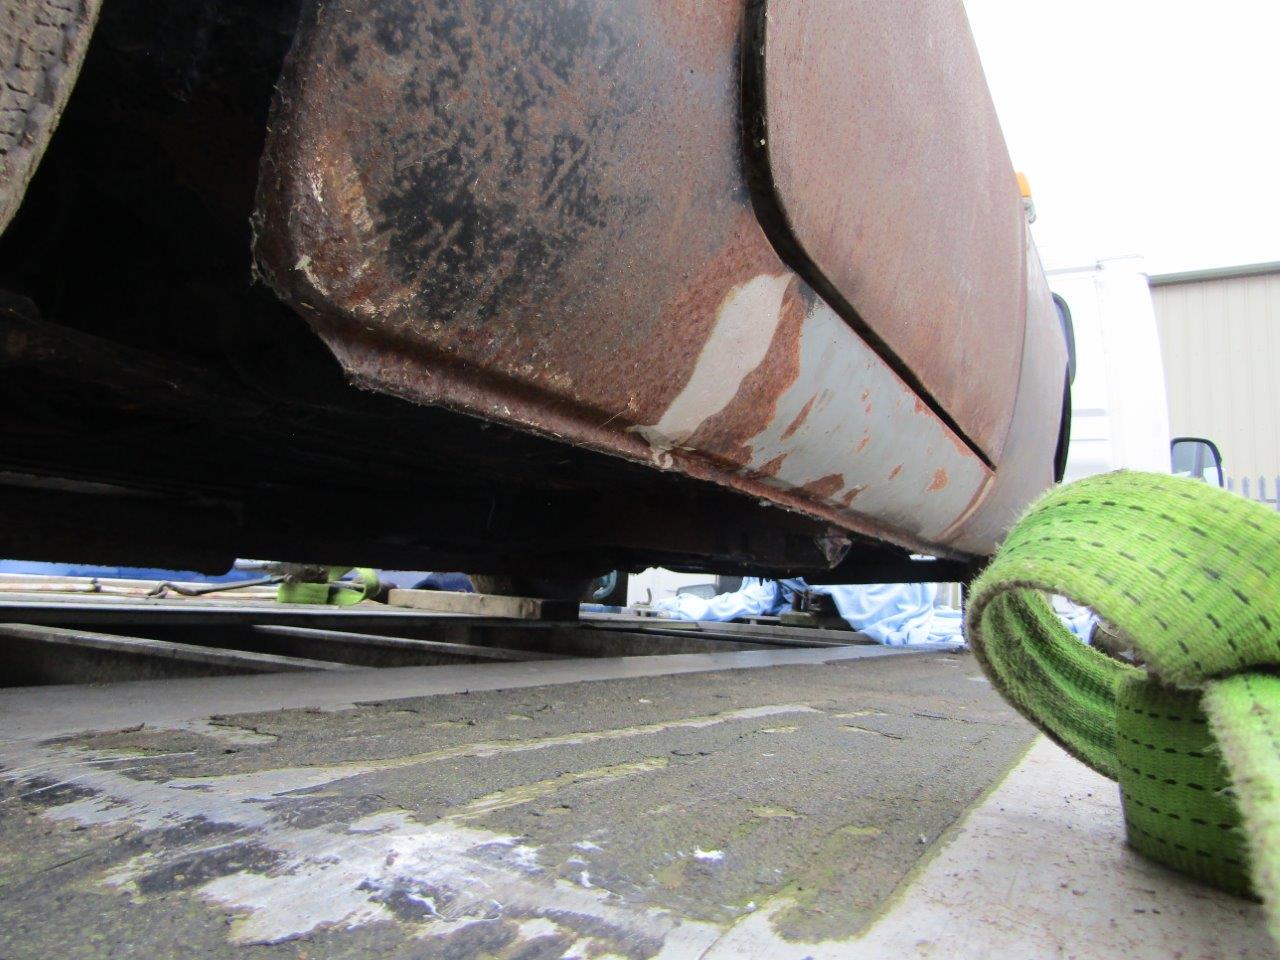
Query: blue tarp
[[652, 578, 966, 648], [0, 560, 258, 583], [649, 577, 1105, 651], [811, 582, 964, 647], [647, 578, 798, 624]]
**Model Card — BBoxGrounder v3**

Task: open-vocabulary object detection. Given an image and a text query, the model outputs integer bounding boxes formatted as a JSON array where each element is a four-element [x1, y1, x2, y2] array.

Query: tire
[[1, 0, 102, 230]]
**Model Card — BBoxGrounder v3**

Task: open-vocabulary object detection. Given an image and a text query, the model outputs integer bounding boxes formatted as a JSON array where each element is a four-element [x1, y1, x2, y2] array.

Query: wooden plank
[[385, 589, 578, 621], [0, 573, 279, 600]]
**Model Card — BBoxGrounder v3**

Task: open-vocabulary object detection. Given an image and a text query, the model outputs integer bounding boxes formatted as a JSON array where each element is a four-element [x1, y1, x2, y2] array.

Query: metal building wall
[[1150, 264, 1280, 484]]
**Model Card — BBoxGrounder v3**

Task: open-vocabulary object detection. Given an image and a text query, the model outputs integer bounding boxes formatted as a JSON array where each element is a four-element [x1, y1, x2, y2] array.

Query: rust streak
[[756, 454, 787, 478], [839, 485, 867, 507], [887, 464, 903, 481], [778, 394, 817, 442], [797, 472, 844, 500], [927, 468, 949, 492]]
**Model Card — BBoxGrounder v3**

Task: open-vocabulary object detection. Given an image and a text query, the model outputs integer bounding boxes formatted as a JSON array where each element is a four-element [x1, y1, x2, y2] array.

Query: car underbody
[[0, 0, 1066, 583]]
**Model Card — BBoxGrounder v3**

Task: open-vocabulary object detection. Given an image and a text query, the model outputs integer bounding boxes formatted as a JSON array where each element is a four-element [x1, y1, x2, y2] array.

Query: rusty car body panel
[[0, 0, 1066, 577], [757, 0, 1028, 464], [253, 0, 1059, 559]]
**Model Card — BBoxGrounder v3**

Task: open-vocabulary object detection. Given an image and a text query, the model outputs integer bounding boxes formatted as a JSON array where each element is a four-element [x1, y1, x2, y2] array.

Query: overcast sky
[[963, 0, 1280, 275]]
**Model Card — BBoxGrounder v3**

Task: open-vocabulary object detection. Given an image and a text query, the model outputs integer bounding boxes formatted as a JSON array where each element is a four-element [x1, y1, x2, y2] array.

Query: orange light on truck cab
[[1016, 172, 1036, 222]]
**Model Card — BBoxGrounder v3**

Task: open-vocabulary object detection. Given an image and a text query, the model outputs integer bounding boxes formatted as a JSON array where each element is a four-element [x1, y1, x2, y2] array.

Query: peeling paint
[[632, 273, 793, 454], [733, 299, 988, 541]]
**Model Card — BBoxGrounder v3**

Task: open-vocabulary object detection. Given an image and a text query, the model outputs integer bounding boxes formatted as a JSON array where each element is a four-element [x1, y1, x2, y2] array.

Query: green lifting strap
[[965, 471, 1280, 943], [276, 567, 380, 606]]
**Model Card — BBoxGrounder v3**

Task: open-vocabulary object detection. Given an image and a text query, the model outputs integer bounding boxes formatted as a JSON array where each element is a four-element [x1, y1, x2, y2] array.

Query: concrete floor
[[0, 648, 1273, 959]]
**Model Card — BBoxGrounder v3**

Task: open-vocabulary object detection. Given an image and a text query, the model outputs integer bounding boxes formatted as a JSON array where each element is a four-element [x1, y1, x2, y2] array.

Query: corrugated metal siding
[[1151, 270, 1280, 481]]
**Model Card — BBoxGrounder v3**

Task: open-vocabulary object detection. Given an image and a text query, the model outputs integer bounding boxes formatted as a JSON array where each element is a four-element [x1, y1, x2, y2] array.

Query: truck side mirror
[[1171, 437, 1224, 487]]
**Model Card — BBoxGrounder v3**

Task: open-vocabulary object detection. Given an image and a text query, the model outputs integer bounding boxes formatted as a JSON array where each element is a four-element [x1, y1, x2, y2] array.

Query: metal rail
[[0, 594, 877, 688]]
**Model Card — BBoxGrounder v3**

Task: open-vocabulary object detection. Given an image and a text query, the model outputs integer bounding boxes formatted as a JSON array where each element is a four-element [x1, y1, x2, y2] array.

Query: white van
[[1050, 256, 1223, 483], [1050, 257, 1172, 479]]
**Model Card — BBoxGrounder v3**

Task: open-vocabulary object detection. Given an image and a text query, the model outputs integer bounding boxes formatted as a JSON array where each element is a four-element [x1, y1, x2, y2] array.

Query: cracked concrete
[[0, 653, 1032, 958]]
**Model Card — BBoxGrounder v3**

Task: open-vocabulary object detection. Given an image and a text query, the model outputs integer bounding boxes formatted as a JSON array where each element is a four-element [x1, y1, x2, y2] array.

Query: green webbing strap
[[276, 567, 379, 606], [965, 471, 1280, 940]]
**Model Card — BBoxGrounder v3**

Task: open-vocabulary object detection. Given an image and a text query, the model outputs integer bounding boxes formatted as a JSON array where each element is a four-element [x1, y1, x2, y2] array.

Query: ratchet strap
[[276, 567, 380, 606], [965, 471, 1280, 941]]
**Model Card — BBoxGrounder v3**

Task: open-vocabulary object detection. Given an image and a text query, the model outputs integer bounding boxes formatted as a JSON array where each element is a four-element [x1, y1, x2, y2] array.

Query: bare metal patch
[[632, 273, 793, 455], [740, 300, 987, 540]]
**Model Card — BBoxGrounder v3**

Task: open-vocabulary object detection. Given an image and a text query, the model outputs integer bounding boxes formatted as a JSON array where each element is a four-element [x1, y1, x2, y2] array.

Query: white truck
[[1050, 256, 1222, 483]]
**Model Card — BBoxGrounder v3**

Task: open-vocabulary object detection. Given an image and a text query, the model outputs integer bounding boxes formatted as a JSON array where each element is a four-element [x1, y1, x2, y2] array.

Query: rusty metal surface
[[945, 238, 1067, 554], [758, 0, 1028, 464], [251, 0, 1043, 557], [0, 0, 102, 232]]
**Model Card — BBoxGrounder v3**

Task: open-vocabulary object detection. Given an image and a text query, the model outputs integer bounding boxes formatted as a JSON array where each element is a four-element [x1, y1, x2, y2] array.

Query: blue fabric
[[650, 577, 796, 622], [808, 582, 964, 648], [1051, 594, 1100, 643], [652, 578, 965, 648], [0, 560, 256, 582], [408, 572, 475, 593]]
